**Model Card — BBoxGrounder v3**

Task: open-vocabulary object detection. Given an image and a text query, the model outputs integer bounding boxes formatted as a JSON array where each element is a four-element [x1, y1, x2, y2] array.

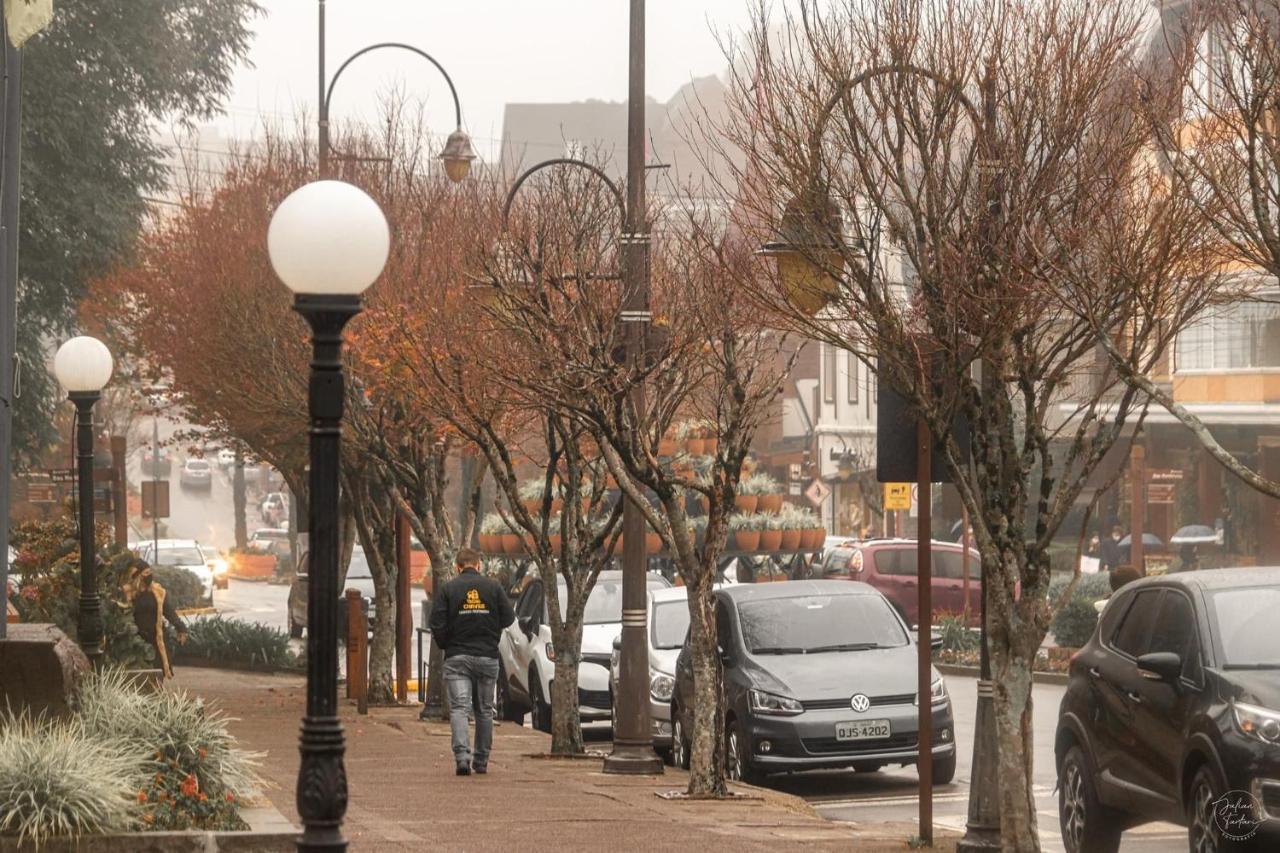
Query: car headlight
[[208, 559, 229, 576], [650, 672, 675, 703], [545, 642, 555, 662], [1233, 702, 1280, 745], [915, 677, 947, 706], [748, 688, 803, 716]]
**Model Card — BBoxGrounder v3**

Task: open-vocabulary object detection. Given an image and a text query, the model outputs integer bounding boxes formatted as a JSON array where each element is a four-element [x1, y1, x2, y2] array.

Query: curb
[[176, 606, 217, 617], [936, 663, 1071, 686]]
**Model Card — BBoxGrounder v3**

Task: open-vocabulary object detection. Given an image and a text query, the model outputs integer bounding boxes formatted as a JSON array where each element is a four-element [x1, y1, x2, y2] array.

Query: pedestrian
[[1176, 543, 1200, 573], [1098, 524, 1124, 572], [124, 559, 188, 678], [428, 547, 516, 776]]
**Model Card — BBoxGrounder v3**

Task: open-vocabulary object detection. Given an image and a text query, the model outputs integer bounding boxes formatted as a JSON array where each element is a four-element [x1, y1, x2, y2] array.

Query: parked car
[[216, 448, 236, 469], [670, 580, 955, 784], [497, 569, 672, 732], [250, 527, 290, 548], [1054, 567, 1280, 853], [134, 539, 215, 606], [609, 586, 693, 759], [141, 446, 172, 477], [287, 545, 375, 639], [817, 538, 981, 625], [178, 458, 213, 490]]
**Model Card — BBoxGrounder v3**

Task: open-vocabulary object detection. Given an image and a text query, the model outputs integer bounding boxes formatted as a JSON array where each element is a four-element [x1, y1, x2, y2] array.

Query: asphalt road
[[779, 674, 1186, 852]]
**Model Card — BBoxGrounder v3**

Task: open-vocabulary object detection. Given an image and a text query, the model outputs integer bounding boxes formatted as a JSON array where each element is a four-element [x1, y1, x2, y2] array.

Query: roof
[[651, 586, 689, 605], [719, 579, 877, 602], [1131, 566, 1280, 592]]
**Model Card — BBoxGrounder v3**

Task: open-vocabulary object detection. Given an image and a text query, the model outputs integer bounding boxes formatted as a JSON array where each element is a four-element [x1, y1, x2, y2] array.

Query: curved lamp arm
[[324, 42, 464, 128], [502, 157, 626, 231]]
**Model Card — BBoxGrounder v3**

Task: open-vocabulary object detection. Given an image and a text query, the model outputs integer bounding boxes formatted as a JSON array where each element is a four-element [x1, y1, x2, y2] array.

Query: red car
[[817, 538, 982, 626]]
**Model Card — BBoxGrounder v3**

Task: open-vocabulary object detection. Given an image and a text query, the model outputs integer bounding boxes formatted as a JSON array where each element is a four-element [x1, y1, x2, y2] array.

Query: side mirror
[[612, 636, 622, 651], [717, 644, 730, 664], [518, 615, 534, 636], [1137, 651, 1182, 684]]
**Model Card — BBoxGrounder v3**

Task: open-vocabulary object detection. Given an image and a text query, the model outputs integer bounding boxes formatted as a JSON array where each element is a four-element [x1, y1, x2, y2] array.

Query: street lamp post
[[269, 179, 390, 853], [53, 336, 114, 669]]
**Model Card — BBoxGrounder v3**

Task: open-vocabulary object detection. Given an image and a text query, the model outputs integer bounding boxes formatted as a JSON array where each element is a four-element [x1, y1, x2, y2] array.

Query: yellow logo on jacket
[[462, 588, 488, 611]]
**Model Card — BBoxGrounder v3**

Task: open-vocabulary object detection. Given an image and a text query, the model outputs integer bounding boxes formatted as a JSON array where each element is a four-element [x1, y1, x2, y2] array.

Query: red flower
[[137, 789, 147, 803], [225, 793, 235, 803], [180, 773, 198, 797]]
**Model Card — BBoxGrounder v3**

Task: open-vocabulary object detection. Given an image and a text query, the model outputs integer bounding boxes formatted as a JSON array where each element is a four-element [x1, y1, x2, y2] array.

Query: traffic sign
[[804, 479, 831, 507], [884, 482, 912, 511], [141, 480, 170, 519]]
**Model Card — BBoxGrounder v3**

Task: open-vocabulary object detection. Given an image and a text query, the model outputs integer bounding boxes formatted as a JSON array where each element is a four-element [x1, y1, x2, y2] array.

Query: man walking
[[428, 548, 515, 776], [125, 559, 188, 679]]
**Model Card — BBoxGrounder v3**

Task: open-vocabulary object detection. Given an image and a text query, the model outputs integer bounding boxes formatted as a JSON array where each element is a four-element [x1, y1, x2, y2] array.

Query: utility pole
[[0, 13, 22, 641], [604, 0, 662, 775]]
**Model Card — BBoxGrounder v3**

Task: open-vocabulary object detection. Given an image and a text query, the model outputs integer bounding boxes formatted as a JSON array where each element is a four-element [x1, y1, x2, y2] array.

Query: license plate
[[835, 719, 891, 741]]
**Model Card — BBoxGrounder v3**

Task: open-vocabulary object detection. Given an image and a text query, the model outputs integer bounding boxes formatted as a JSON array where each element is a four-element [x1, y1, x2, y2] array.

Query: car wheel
[[930, 751, 957, 785], [1187, 764, 1228, 853], [496, 662, 525, 724], [672, 710, 690, 770], [289, 618, 303, 639], [530, 669, 551, 734], [1058, 745, 1122, 853], [725, 719, 762, 785]]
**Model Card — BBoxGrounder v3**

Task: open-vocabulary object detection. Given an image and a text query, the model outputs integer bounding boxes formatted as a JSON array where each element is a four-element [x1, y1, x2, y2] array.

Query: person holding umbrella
[[1171, 524, 1219, 572]]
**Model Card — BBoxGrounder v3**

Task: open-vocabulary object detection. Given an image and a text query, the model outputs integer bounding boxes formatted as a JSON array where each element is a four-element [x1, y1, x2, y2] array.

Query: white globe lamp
[[53, 336, 114, 393], [267, 180, 390, 296]]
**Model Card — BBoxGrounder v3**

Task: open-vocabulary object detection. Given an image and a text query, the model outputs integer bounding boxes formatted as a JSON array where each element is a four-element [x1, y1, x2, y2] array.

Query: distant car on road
[[179, 458, 213, 490], [1055, 566, 1280, 853], [670, 580, 954, 784], [216, 448, 236, 469], [287, 545, 375, 639], [134, 539, 216, 606], [141, 446, 172, 478], [260, 492, 287, 526]]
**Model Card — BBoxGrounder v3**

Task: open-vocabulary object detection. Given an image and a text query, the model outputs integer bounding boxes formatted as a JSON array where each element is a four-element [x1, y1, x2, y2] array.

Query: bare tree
[[695, 0, 1222, 845]]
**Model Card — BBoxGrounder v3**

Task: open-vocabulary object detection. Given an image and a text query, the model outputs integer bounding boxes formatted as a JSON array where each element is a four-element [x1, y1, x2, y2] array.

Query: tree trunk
[[685, 584, 726, 797], [232, 450, 247, 550], [991, 640, 1039, 853], [424, 549, 451, 720], [366, 560, 397, 704], [548, 617, 586, 755]]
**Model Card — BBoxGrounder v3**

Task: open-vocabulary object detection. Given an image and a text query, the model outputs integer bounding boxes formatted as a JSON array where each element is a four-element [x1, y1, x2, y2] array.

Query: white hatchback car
[[497, 569, 671, 732], [609, 585, 692, 759], [135, 539, 216, 606]]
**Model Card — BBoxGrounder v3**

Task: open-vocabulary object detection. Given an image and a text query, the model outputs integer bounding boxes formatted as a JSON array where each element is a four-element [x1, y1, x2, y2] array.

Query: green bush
[[9, 519, 152, 669], [936, 611, 979, 653], [0, 714, 144, 845], [173, 616, 299, 671], [150, 565, 206, 610], [1048, 573, 1113, 648], [76, 670, 258, 831]]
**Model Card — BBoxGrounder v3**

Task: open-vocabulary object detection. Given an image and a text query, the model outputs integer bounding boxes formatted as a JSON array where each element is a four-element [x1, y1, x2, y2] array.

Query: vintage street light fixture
[[52, 335, 114, 669], [757, 191, 846, 317], [268, 179, 389, 853]]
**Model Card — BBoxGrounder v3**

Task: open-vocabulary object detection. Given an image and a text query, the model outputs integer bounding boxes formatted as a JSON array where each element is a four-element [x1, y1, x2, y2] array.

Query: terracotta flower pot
[[734, 529, 761, 552], [758, 494, 784, 513], [780, 529, 803, 551], [523, 533, 537, 552], [522, 499, 541, 515], [734, 494, 758, 513], [802, 527, 825, 549], [703, 437, 719, 456], [686, 437, 706, 456], [501, 534, 522, 555], [549, 534, 562, 553], [658, 438, 679, 457], [760, 529, 783, 551], [231, 553, 276, 580], [646, 532, 662, 553], [550, 498, 563, 514]]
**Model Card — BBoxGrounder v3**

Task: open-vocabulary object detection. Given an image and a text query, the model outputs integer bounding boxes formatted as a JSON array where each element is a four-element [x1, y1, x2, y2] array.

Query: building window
[[823, 344, 837, 404], [847, 353, 859, 405], [1176, 294, 1280, 370]]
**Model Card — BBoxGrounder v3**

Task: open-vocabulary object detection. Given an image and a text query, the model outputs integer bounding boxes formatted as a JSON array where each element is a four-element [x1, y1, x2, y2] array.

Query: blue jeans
[[444, 654, 498, 767]]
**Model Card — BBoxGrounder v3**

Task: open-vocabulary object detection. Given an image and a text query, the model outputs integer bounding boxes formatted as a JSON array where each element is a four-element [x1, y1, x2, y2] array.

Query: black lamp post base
[[603, 742, 664, 775]]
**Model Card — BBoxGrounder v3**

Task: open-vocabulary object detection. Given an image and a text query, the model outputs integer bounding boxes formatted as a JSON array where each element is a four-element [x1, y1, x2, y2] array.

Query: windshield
[[155, 546, 205, 567], [1209, 587, 1280, 667], [187, 460, 209, 470], [652, 601, 690, 649], [737, 593, 908, 654], [558, 577, 669, 625]]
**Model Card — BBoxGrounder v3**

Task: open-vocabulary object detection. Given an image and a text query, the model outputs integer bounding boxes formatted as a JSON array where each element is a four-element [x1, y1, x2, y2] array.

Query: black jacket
[[429, 568, 516, 659]]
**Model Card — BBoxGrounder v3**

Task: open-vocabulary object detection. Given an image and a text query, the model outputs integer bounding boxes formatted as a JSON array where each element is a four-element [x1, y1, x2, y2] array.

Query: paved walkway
[[179, 668, 949, 852]]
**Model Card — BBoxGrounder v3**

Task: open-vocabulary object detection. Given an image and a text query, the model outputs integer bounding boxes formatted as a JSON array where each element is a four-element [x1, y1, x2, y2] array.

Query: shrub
[[936, 611, 979, 653], [0, 713, 144, 845], [150, 565, 205, 610], [1048, 573, 1114, 648], [77, 670, 258, 831], [172, 616, 299, 671]]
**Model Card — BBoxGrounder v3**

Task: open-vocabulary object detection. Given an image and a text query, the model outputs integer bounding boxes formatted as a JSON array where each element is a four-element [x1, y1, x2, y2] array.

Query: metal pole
[[915, 415, 932, 843], [111, 435, 128, 548], [604, 0, 662, 776], [153, 411, 160, 560], [395, 510, 411, 704], [1130, 443, 1145, 574], [318, 0, 329, 177], [961, 506, 970, 622], [0, 17, 22, 642], [72, 392, 104, 668], [293, 293, 361, 853]]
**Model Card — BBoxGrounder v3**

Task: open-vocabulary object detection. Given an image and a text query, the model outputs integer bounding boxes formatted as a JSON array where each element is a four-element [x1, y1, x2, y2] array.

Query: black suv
[[1055, 567, 1280, 852]]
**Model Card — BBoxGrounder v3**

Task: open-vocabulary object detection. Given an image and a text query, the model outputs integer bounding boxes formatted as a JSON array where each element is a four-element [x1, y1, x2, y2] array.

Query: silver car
[[610, 586, 691, 758], [179, 458, 212, 489]]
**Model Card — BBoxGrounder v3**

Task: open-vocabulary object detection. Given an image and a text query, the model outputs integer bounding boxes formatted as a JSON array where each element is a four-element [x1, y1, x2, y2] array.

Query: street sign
[[804, 479, 831, 507], [45, 468, 75, 484], [26, 483, 55, 503], [884, 482, 911, 511], [5, 0, 53, 48], [141, 480, 170, 519], [788, 463, 802, 481]]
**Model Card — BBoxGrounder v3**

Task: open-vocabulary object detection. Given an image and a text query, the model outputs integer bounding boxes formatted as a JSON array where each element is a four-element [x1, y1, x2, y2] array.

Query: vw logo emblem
[[850, 693, 871, 713]]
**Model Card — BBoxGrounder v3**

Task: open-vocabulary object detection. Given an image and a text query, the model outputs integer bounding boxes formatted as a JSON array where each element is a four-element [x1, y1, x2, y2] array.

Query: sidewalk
[[178, 668, 956, 852]]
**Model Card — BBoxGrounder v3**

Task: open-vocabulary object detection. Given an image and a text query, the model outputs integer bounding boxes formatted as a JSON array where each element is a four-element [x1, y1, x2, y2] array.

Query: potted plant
[[743, 472, 784, 513], [229, 543, 276, 580], [794, 508, 825, 548], [658, 429, 680, 458], [679, 420, 706, 456], [518, 478, 547, 515], [759, 512, 784, 552], [729, 513, 761, 552], [778, 504, 804, 551], [500, 519, 523, 555], [479, 513, 505, 553]]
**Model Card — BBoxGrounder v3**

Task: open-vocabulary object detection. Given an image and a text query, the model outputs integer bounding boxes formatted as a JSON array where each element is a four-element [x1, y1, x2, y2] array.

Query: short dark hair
[[456, 548, 481, 568], [1110, 565, 1140, 593]]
